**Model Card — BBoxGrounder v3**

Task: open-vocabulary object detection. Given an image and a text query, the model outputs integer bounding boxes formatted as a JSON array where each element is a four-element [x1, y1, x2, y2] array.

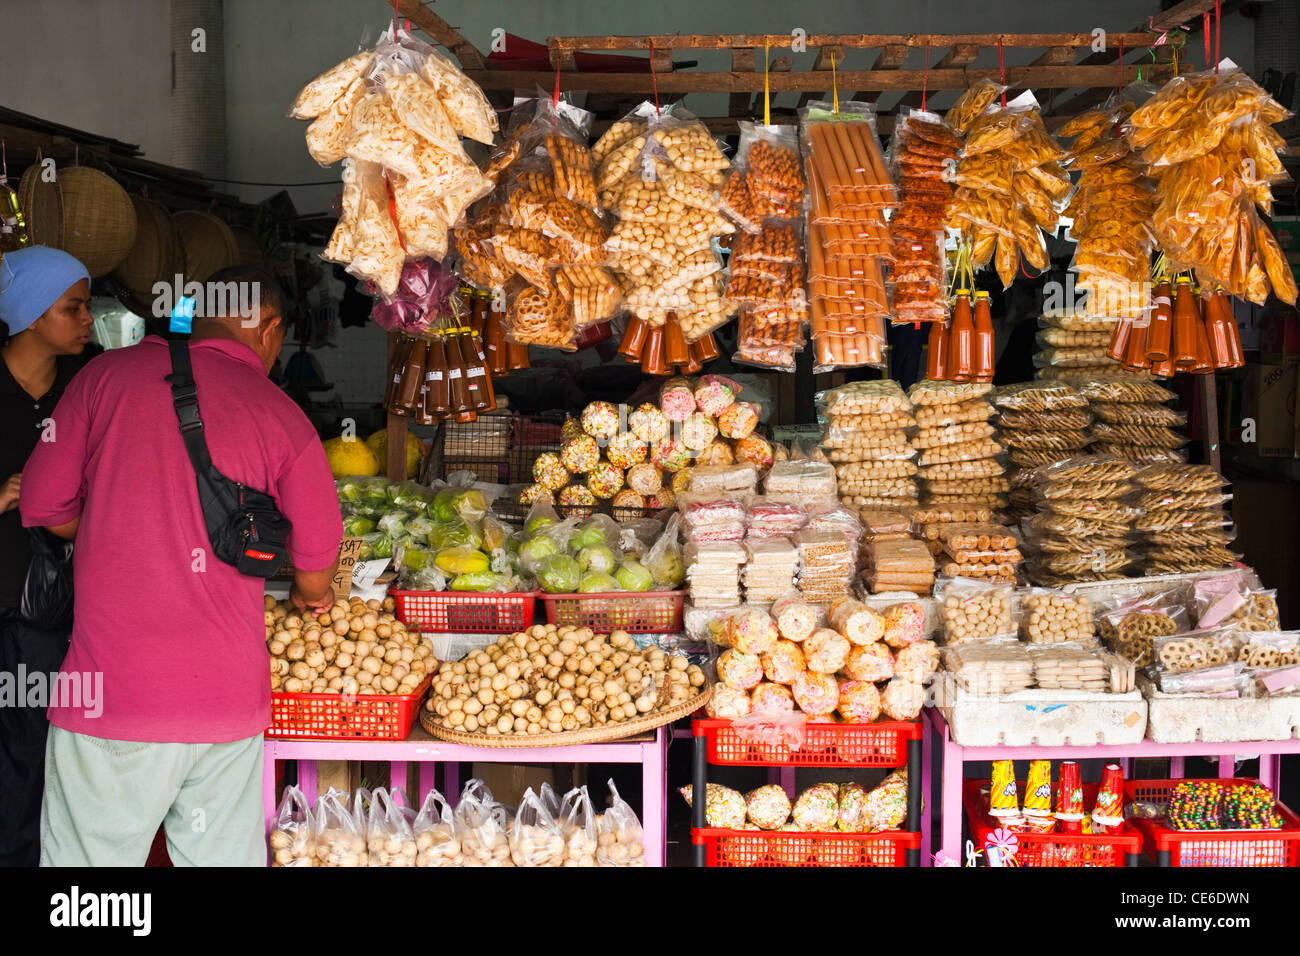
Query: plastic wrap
[[936, 576, 1016, 645]]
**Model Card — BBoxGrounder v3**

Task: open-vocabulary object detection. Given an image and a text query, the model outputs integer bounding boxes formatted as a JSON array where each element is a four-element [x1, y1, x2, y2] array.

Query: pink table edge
[[923, 707, 1298, 866], [262, 726, 670, 867]]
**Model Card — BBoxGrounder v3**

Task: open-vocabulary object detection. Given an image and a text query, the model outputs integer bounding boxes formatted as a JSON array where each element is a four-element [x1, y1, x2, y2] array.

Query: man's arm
[[291, 561, 338, 614], [20, 381, 91, 536], [47, 517, 80, 540], [277, 439, 345, 611]]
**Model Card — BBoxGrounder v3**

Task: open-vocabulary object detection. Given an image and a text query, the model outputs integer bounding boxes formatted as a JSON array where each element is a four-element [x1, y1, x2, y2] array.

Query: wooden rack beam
[[393, 0, 485, 70], [463, 63, 1162, 95], [547, 32, 1157, 52]]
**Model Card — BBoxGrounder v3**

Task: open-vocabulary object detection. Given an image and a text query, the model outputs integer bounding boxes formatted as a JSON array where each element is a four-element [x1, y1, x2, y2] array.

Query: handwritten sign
[[331, 537, 364, 597]]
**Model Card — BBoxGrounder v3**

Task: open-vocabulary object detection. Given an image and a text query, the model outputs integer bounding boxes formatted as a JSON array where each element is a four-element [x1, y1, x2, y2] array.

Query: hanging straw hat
[[55, 166, 138, 277], [172, 209, 238, 284], [17, 153, 64, 248], [111, 196, 183, 295]]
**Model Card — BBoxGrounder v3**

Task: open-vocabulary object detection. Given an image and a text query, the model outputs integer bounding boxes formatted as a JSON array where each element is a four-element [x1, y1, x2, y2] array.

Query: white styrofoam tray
[[935, 675, 1147, 747], [1141, 678, 1300, 743]]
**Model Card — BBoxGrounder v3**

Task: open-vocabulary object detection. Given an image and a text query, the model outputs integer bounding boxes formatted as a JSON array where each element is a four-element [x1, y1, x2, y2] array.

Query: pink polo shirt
[[21, 335, 343, 743]]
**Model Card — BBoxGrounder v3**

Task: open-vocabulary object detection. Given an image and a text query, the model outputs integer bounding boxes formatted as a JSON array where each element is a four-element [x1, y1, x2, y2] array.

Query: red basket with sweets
[[693, 718, 920, 768], [961, 778, 1143, 867], [1125, 778, 1300, 867], [267, 675, 431, 741], [693, 826, 918, 867]]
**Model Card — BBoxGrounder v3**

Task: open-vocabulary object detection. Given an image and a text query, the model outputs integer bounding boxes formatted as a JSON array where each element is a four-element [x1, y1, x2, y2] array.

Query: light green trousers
[[40, 725, 265, 867]]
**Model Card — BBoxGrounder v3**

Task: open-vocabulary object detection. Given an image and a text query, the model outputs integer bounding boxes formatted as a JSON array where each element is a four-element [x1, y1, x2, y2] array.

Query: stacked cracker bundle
[[1129, 463, 1238, 575], [993, 381, 1093, 522], [1022, 456, 1138, 587], [1080, 377, 1188, 466], [908, 381, 1006, 515], [819, 380, 919, 510]]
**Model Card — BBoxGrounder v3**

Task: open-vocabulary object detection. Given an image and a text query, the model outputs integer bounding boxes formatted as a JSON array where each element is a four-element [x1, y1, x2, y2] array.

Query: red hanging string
[[1117, 38, 1124, 91], [392, 0, 398, 37], [1215, 0, 1221, 71], [921, 42, 931, 111], [554, 58, 562, 105], [1, 140, 6, 185], [997, 37, 1007, 107], [649, 39, 661, 113], [1203, 13, 1211, 71]]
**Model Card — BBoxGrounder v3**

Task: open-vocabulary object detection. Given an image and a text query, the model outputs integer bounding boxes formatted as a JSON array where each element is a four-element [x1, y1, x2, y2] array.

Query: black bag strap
[[165, 338, 220, 478]]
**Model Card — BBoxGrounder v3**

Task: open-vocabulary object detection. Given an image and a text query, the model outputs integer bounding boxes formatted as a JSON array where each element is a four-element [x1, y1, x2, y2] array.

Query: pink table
[[263, 723, 670, 866], [922, 707, 1300, 865]]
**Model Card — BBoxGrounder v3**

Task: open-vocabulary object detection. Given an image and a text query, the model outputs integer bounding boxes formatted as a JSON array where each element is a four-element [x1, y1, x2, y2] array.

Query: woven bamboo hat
[[111, 196, 183, 294], [173, 209, 238, 283], [53, 167, 138, 277]]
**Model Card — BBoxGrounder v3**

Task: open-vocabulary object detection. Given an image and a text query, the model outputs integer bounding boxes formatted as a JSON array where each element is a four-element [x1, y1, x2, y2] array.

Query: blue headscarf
[[0, 246, 91, 335]]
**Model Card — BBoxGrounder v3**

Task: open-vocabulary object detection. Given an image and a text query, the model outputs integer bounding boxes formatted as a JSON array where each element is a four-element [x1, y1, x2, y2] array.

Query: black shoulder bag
[[165, 338, 290, 577]]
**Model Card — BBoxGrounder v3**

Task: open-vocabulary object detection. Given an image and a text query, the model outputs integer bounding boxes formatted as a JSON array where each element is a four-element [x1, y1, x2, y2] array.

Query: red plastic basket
[[266, 676, 431, 740], [962, 779, 1142, 867], [693, 827, 918, 867], [390, 590, 536, 634], [693, 718, 920, 767], [1125, 778, 1300, 867], [540, 591, 684, 633]]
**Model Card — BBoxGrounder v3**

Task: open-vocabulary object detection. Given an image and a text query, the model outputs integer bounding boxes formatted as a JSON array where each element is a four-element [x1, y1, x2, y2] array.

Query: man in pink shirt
[[21, 266, 343, 866]]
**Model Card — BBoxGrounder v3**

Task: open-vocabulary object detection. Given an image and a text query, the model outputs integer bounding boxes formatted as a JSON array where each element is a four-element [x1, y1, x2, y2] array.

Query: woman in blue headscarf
[[0, 245, 94, 867]]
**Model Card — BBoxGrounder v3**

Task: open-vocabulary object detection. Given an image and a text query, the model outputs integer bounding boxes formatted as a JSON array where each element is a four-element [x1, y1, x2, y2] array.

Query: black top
[[0, 351, 89, 608]]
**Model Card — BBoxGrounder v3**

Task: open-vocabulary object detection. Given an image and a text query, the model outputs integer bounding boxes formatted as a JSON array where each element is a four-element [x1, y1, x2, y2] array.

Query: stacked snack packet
[[909, 381, 1006, 516], [994, 381, 1093, 522], [819, 380, 919, 510]]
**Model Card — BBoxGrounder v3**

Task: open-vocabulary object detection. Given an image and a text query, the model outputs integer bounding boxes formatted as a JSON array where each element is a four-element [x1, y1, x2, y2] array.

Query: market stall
[[224, 0, 1300, 867]]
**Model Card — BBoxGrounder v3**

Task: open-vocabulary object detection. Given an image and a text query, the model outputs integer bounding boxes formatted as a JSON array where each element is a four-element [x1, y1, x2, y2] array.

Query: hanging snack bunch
[[295, 30, 497, 297], [1080, 376, 1187, 465], [889, 108, 960, 326], [800, 100, 893, 371], [722, 123, 810, 372], [819, 379, 919, 510], [1128, 462, 1237, 574], [946, 81, 1069, 288], [458, 98, 619, 353], [598, 103, 736, 371], [1021, 456, 1138, 586], [908, 380, 1007, 515], [1131, 64, 1297, 305], [707, 603, 938, 723], [994, 381, 1093, 522], [1058, 100, 1154, 321]]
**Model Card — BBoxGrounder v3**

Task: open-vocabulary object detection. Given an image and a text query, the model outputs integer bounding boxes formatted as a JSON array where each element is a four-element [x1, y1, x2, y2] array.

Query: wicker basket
[[419, 686, 710, 748], [17, 159, 63, 247], [173, 209, 238, 283], [111, 196, 183, 294], [55, 167, 137, 277]]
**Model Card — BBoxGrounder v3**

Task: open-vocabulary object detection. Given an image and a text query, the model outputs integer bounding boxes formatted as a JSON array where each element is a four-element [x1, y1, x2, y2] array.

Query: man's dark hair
[[204, 265, 286, 322]]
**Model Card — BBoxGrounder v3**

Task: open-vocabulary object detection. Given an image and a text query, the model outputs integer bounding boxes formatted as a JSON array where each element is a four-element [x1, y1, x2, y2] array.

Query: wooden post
[[385, 331, 410, 481], [1200, 373, 1222, 475]]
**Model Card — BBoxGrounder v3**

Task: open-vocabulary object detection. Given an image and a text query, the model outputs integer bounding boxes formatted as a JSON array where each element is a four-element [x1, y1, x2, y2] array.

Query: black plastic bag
[[20, 528, 74, 631]]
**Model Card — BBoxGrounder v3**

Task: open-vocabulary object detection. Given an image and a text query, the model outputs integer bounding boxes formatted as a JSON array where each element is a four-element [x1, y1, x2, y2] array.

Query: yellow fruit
[[366, 429, 424, 479], [323, 436, 379, 479], [434, 546, 490, 575]]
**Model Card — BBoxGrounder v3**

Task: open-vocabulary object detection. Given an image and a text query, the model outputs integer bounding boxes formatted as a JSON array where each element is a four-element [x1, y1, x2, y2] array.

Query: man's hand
[[0, 474, 20, 514], [290, 581, 334, 615]]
